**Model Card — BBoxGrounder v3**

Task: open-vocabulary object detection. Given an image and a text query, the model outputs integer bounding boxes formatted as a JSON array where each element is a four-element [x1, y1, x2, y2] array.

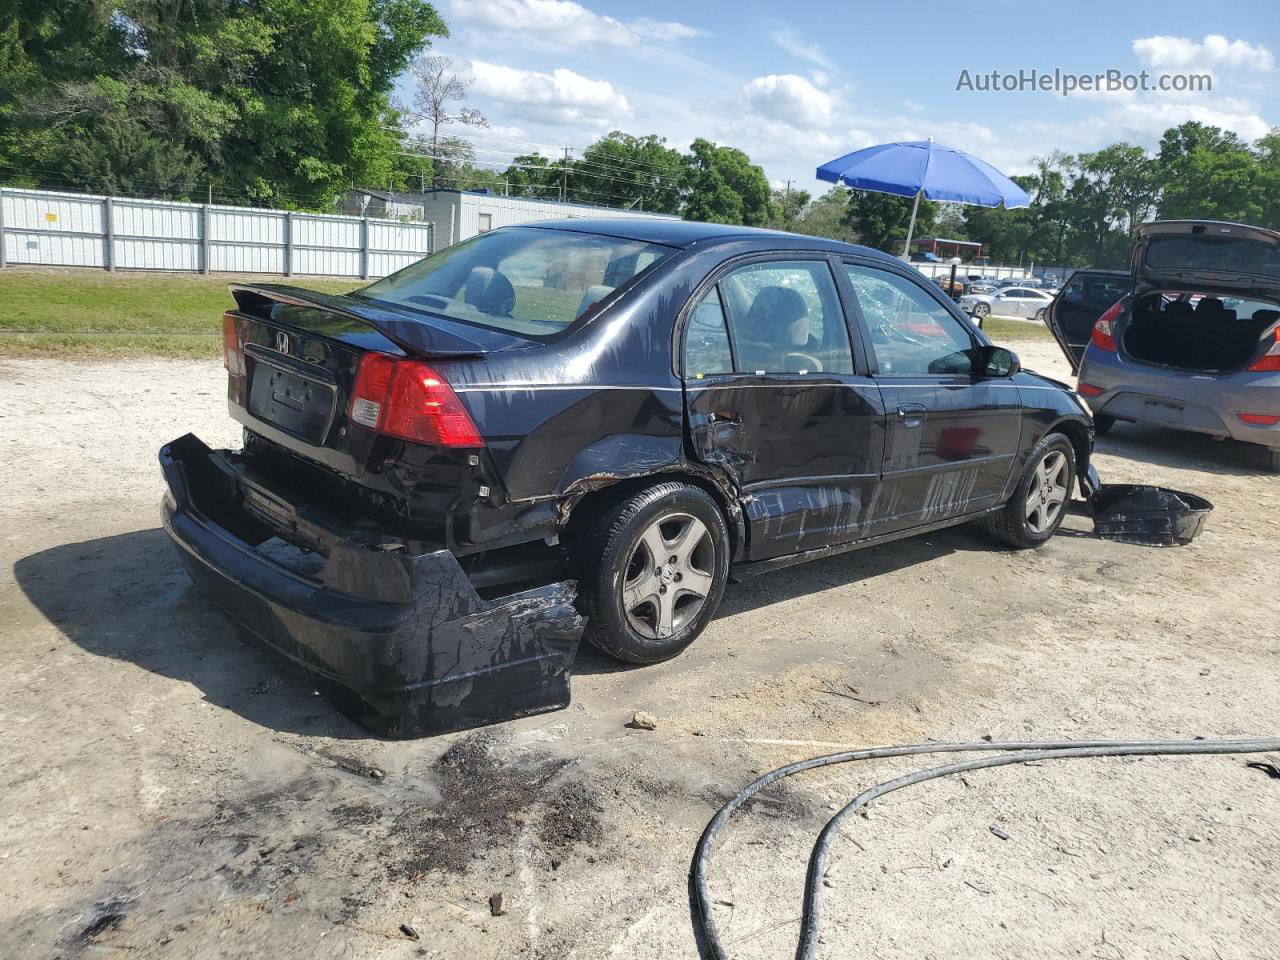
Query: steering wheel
[[782, 352, 823, 373]]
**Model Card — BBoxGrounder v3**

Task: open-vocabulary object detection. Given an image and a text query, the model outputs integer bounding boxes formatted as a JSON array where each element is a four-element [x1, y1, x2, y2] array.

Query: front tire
[[579, 482, 730, 664], [1034, 307, 1047, 323], [973, 302, 990, 320], [985, 433, 1077, 549]]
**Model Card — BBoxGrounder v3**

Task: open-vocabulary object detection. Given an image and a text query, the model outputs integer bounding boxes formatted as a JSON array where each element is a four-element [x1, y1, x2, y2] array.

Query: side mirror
[[977, 345, 1020, 378]]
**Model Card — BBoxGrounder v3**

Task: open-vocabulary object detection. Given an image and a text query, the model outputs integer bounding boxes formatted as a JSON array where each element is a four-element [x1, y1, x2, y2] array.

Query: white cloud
[[772, 29, 834, 71], [450, 0, 701, 49], [1133, 34, 1274, 72], [743, 73, 834, 128], [468, 60, 630, 126]]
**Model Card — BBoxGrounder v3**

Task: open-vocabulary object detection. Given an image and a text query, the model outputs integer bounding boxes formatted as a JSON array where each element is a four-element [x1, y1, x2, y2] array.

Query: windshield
[[354, 227, 676, 337], [1144, 234, 1280, 281]]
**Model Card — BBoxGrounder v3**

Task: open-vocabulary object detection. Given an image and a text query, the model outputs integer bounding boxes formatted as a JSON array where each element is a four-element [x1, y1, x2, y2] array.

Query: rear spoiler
[[229, 283, 497, 358]]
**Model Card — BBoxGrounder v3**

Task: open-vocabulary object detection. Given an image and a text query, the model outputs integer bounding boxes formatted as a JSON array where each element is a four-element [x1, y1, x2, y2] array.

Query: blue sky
[[398, 0, 1279, 198]]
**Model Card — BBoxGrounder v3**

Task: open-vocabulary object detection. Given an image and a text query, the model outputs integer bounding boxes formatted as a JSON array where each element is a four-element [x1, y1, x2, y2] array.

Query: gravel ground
[[1, 340, 1278, 960]]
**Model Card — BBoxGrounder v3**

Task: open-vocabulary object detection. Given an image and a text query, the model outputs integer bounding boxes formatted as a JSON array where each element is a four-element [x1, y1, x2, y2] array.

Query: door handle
[[896, 403, 927, 428]]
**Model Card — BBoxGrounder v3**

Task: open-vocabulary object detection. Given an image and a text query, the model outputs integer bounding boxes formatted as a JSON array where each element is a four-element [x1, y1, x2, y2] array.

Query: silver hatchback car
[[1046, 220, 1280, 471]]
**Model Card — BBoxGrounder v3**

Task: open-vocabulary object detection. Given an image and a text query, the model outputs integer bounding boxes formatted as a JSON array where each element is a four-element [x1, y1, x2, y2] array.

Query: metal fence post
[[103, 196, 115, 272], [201, 204, 211, 274], [360, 218, 370, 279], [0, 187, 7, 270], [283, 212, 293, 277]]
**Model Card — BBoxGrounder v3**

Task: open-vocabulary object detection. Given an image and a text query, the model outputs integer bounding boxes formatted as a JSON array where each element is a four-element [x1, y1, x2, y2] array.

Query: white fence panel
[[0, 186, 440, 278]]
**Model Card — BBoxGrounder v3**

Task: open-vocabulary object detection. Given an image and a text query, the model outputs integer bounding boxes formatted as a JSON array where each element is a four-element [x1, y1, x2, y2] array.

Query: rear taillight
[[1078, 383, 1104, 397], [1089, 299, 1124, 352], [348, 354, 482, 447], [223, 312, 245, 377], [1247, 327, 1280, 372], [1237, 412, 1280, 426]]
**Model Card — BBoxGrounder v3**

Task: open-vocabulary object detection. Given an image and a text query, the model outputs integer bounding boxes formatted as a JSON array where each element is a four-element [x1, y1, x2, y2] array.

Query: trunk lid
[[1133, 220, 1280, 300], [226, 281, 519, 491]]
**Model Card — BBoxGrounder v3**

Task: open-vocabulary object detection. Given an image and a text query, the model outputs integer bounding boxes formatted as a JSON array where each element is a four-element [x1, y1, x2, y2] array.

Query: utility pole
[[561, 147, 570, 202], [784, 179, 792, 226]]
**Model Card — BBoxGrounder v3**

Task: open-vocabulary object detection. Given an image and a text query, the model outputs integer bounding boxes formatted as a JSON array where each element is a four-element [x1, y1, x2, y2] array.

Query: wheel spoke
[[1047, 453, 1067, 489], [654, 588, 676, 637], [622, 574, 660, 614], [638, 523, 667, 568], [670, 517, 708, 565], [679, 568, 714, 599]]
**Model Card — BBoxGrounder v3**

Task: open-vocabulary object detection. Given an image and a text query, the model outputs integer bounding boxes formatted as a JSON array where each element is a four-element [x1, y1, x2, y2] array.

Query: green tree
[[571, 131, 682, 211], [1, 0, 447, 207], [679, 138, 771, 226], [765, 185, 811, 230], [1157, 122, 1264, 223], [503, 153, 562, 198], [842, 191, 937, 253]]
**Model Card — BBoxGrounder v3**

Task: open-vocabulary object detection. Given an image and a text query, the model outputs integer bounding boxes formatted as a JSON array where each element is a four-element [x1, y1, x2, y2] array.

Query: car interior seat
[[736, 286, 813, 372], [463, 267, 516, 316]]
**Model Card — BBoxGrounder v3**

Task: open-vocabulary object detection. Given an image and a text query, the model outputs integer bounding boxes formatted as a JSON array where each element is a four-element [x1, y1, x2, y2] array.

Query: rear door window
[[718, 261, 854, 374]]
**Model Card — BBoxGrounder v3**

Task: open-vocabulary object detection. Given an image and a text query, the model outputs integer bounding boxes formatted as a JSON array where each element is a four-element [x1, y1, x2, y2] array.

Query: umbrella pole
[[901, 189, 922, 260]]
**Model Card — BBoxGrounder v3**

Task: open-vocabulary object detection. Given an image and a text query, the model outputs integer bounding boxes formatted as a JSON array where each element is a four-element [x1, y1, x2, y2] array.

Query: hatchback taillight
[[223, 312, 245, 377], [1247, 326, 1280, 372], [348, 353, 482, 447], [1090, 299, 1124, 353]]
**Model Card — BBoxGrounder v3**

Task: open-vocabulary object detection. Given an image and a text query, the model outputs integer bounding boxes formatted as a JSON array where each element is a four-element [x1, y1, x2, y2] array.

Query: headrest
[[1194, 297, 1226, 316], [745, 286, 810, 346], [463, 267, 516, 316], [1252, 309, 1280, 325]]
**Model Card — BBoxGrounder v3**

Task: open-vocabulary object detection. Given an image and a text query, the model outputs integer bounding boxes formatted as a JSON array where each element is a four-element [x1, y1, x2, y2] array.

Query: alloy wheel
[[1025, 450, 1069, 534], [622, 513, 715, 639]]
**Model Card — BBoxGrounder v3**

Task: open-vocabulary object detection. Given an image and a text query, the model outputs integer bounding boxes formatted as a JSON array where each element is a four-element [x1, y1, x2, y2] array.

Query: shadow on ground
[[12, 518, 1086, 726], [1097, 422, 1272, 477], [13, 527, 368, 740]]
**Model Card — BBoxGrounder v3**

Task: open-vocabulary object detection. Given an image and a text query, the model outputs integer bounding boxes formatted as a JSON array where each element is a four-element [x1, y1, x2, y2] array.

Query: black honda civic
[[160, 218, 1096, 736]]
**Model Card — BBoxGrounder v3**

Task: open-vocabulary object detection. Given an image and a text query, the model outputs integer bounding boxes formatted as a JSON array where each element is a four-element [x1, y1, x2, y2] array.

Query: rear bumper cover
[[1080, 350, 1280, 447], [159, 434, 585, 738]]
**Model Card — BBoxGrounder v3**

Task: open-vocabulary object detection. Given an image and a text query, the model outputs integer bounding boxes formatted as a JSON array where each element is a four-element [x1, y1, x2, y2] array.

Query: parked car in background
[[960, 286, 1055, 321], [911, 251, 945, 263], [1046, 220, 1280, 471], [161, 218, 1097, 735]]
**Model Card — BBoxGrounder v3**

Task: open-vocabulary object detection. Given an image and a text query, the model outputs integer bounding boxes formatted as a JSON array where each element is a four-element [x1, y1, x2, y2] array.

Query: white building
[[340, 188, 679, 252]]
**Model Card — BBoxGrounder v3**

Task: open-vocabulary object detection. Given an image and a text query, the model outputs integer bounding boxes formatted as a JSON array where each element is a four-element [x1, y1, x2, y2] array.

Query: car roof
[[519, 217, 899, 262]]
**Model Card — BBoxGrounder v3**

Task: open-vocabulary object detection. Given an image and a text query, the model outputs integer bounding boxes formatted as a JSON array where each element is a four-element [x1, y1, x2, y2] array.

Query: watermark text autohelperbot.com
[[956, 68, 1211, 96]]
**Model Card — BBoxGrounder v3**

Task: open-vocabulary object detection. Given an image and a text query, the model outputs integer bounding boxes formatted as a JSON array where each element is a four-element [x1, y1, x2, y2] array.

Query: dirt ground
[[2, 339, 1278, 960]]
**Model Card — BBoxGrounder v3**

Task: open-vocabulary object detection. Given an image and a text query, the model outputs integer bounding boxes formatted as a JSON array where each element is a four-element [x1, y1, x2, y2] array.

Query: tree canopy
[[0, 0, 447, 206]]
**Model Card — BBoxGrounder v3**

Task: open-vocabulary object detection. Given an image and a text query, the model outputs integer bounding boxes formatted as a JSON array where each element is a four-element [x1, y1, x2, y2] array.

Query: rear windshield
[[1145, 234, 1280, 280], [354, 227, 676, 337]]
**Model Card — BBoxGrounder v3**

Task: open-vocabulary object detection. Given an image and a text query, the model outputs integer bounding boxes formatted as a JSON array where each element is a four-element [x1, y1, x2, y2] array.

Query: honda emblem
[[275, 331, 289, 354]]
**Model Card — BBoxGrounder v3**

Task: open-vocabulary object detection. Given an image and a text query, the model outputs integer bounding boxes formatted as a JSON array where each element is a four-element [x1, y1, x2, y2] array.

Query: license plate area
[[248, 357, 336, 444]]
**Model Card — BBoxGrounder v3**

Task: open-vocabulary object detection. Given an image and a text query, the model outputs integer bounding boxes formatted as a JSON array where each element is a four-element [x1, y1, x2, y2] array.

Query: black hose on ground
[[690, 737, 1280, 960]]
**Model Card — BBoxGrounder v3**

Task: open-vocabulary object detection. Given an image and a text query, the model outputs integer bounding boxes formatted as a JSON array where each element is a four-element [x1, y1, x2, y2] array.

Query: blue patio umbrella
[[816, 139, 1031, 258]]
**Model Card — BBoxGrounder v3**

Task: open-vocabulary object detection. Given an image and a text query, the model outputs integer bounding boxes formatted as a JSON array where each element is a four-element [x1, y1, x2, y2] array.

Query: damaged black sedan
[[161, 219, 1096, 736]]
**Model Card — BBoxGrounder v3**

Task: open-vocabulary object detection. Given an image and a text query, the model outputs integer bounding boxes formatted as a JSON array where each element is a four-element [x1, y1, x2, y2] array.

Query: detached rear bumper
[[159, 434, 585, 738]]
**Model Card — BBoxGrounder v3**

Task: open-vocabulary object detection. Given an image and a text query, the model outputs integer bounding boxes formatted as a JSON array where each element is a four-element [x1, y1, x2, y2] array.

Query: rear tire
[[985, 433, 1076, 549], [1266, 447, 1280, 474], [579, 482, 730, 664], [1034, 307, 1047, 323], [973, 302, 990, 320], [1093, 414, 1116, 437]]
